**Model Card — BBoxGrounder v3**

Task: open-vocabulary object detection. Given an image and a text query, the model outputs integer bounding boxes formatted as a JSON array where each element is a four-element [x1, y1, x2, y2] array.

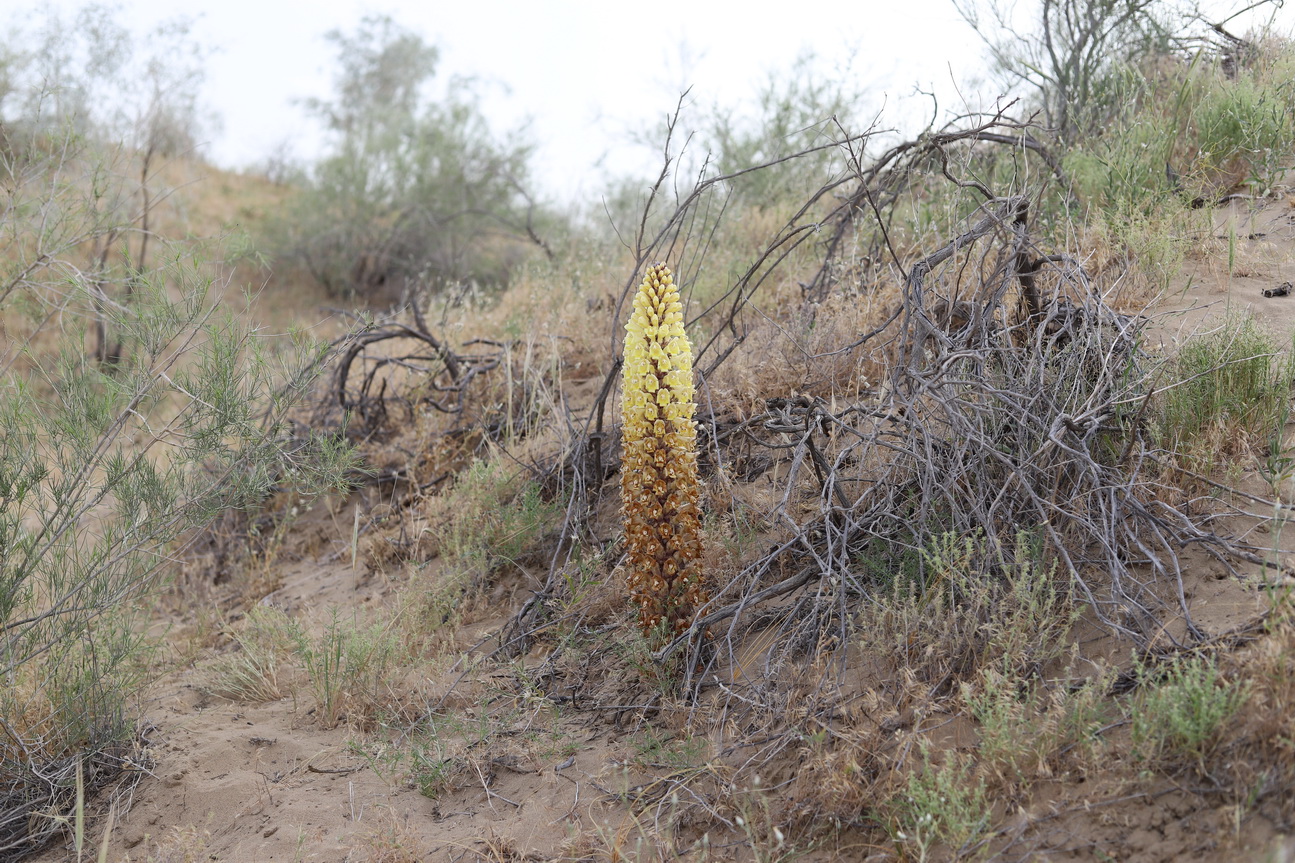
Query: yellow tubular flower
[[621, 263, 706, 642]]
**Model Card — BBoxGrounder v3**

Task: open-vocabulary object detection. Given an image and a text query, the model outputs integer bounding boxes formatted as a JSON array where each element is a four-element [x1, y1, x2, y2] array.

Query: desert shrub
[[963, 665, 1112, 789], [0, 5, 207, 159], [0, 258, 352, 856], [891, 743, 990, 861], [409, 458, 561, 642], [436, 458, 560, 577], [1192, 72, 1293, 185], [1066, 112, 1176, 214], [268, 15, 555, 302]]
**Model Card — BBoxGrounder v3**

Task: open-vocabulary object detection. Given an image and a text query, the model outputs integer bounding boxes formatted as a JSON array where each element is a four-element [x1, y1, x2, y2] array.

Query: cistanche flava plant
[[621, 264, 707, 641]]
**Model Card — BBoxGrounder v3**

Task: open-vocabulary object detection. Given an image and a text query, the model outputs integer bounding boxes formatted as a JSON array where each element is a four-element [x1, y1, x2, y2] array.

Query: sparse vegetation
[[5, 3, 1295, 861], [892, 744, 991, 861], [199, 606, 299, 703], [1157, 312, 1294, 467]]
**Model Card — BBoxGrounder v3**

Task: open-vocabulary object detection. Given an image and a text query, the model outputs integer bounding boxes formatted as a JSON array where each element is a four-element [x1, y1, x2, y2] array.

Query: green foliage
[[408, 458, 560, 643], [438, 458, 560, 576], [630, 727, 708, 771], [1066, 112, 1175, 214], [409, 742, 459, 800], [1131, 654, 1248, 762], [1156, 313, 1293, 465], [271, 15, 551, 300], [294, 609, 403, 728], [0, 259, 352, 856], [1192, 72, 1293, 188], [892, 743, 990, 861], [1065, 54, 1293, 216], [0, 264, 349, 711], [0, 15, 354, 854]]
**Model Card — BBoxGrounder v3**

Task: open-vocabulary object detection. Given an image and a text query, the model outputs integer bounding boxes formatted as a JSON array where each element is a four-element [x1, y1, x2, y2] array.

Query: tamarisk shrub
[[620, 263, 707, 642]]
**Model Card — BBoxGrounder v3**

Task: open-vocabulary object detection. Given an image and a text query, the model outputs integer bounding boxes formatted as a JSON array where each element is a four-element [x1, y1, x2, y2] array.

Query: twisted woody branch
[[620, 264, 706, 640]]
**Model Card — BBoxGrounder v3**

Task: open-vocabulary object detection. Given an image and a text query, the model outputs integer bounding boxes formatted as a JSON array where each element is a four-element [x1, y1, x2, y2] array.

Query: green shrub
[[860, 529, 1075, 684], [1156, 313, 1292, 466], [409, 459, 560, 642], [892, 743, 990, 860], [1066, 113, 1175, 214], [0, 21, 355, 846], [268, 15, 555, 301], [1193, 74, 1293, 185], [0, 260, 353, 856], [1131, 654, 1248, 763]]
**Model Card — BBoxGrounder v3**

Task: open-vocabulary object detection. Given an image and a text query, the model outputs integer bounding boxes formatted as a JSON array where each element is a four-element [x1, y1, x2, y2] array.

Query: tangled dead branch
[[650, 194, 1252, 692], [325, 289, 511, 441], [0, 724, 153, 858], [486, 109, 1268, 700]]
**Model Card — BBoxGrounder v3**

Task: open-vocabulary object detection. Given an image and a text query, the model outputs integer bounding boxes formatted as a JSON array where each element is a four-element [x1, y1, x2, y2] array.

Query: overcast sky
[[21, 0, 1295, 204]]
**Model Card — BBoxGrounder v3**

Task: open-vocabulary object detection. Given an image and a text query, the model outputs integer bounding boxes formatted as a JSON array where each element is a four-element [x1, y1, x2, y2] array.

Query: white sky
[[19, 0, 1295, 204]]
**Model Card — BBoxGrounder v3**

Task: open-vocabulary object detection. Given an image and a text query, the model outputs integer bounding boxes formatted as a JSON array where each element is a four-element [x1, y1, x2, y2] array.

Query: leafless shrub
[[657, 191, 1249, 689]]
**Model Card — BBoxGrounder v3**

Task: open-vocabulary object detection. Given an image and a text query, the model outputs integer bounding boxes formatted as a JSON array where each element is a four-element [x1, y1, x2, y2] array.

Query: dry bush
[[354, 809, 435, 863], [123, 825, 211, 863]]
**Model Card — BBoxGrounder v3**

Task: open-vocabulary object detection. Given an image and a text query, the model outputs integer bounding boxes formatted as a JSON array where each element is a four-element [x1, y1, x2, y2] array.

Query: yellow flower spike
[[621, 263, 707, 643]]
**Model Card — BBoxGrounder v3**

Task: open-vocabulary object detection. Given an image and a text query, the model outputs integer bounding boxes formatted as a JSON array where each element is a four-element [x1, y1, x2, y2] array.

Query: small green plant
[[964, 664, 1112, 788], [862, 528, 1074, 683], [1131, 654, 1248, 763], [295, 609, 403, 727], [438, 458, 560, 576], [965, 669, 1044, 785], [630, 727, 708, 771], [1157, 313, 1294, 467], [413, 458, 560, 642], [409, 743, 459, 800], [553, 543, 607, 612], [892, 742, 990, 861]]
